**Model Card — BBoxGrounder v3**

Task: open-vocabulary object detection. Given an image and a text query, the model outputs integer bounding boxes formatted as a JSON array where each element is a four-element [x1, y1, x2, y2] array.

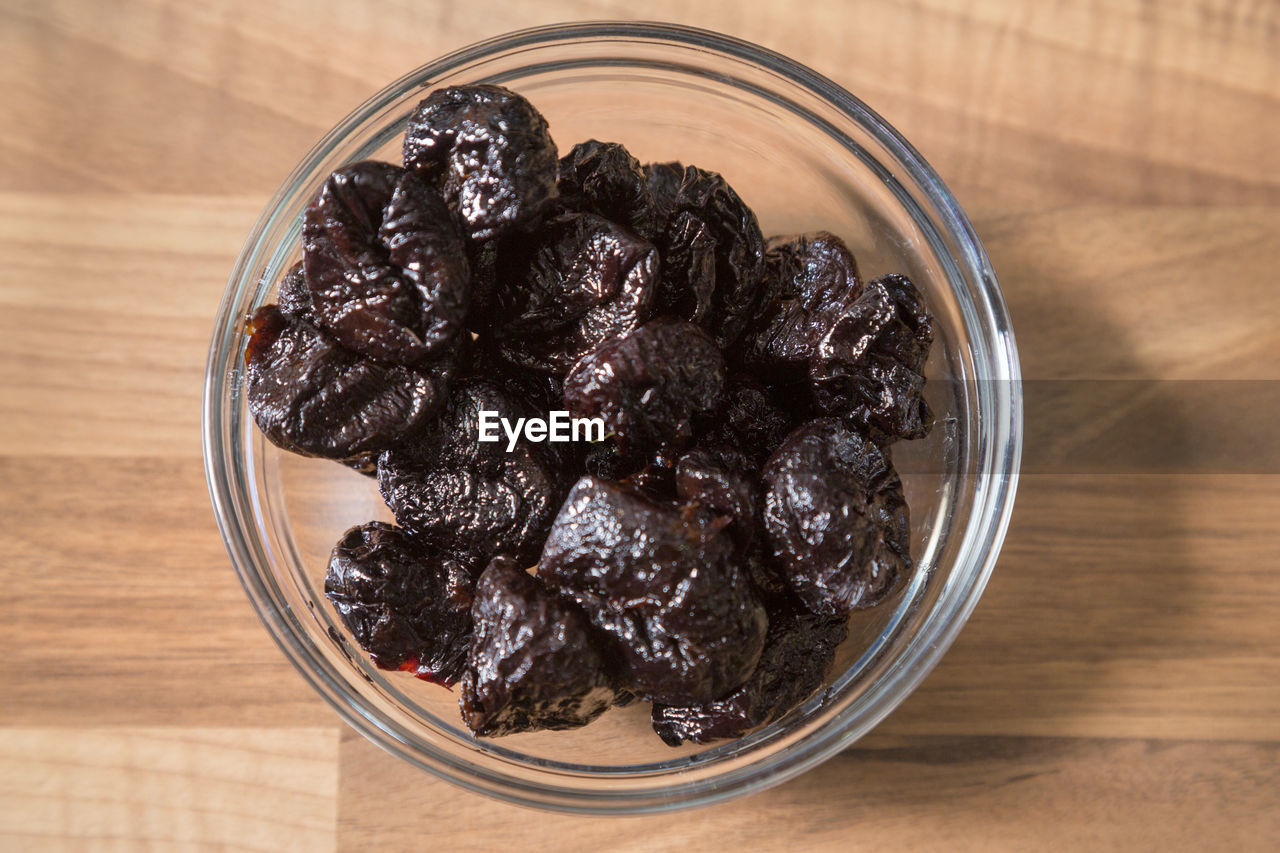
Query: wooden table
[[2, 1, 1277, 849]]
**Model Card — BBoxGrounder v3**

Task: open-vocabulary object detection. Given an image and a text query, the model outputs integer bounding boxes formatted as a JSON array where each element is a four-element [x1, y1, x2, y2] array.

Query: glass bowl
[[202, 21, 1021, 814]]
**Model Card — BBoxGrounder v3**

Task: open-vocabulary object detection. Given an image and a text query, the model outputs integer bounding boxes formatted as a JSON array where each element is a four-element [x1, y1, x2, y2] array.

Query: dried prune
[[675, 446, 756, 548], [741, 539, 793, 607], [739, 232, 862, 380], [762, 419, 912, 616], [643, 160, 685, 211], [563, 319, 726, 458], [460, 556, 615, 736], [539, 476, 767, 705], [403, 85, 558, 242], [276, 261, 314, 322], [650, 166, 765, 348], [582, 442, 640, 481], [377, 378, 565, 567], [655, 212, 717, 324], [616, 462, 678, 504], [248, 82, 938, 746], [476, 346, 566, 421], [244, 305, 449, 459], [644, 162, 727, 329], [487, 211, 658, 374], [811, 273, 935, 442], [697, 376, 796, 472], [558, 140, 662, 239], [676, 435, 789, 602], [303, 161, 469, 366], [652, 605, 848, 745], [324, 522, 474, 684], [465, 238, 501, 330]]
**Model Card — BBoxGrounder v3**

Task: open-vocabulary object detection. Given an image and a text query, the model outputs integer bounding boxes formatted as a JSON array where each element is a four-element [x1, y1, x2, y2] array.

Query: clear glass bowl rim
[[202, 20, 1023, 814]]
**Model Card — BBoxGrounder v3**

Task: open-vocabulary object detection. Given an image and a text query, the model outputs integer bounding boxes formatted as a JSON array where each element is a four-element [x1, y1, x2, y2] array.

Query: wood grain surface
[[1, 1, 1277, 849]]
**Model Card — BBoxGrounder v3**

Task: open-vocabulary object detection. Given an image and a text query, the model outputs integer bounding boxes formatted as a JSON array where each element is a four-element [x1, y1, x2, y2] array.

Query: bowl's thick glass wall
[[204, 23, 1021, 813]]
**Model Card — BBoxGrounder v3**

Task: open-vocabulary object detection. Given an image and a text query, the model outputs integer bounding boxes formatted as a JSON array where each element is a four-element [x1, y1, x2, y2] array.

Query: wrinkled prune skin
[[276, 261, 314, 322], [558, 140, 663, 239], [643, 161, 685, 224], [740, 232, 862, 379], [649, 166, 765, 348], [811, 273, 935, 442], [466, 239, 500, 330], [644, 159, 683, 197], [652, 605, 848, 745], [460, 557, 615, 736], [762, 419, 912, 616], [460, 338, 562, 406], [303, 161, 470, 366], [675, 433, 792, 604], [487, 212, 658, 374], [457, 340, 587, 471], [656, 212, 717, 324], [741, 540, 793, 607], [245, 305, 449, 459], [403, 85, 558, 242], [563, 319, 727, 459], [582, 442, 642, 481], [675, 447, 756, 548], [617, 462, 678, 504], [697, 376, 796, 472], [324, 522, 474, 684], [377, 378, 565, 567], [539, 476, 767, 705]]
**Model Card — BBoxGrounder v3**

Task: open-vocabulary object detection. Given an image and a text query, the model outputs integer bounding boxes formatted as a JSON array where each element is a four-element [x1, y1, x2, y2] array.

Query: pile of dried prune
[[245, 84, 935, 745]]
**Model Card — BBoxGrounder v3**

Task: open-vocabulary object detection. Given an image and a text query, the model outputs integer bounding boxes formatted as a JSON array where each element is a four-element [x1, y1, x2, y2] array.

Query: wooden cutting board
[[1, 1, 1276, 849]]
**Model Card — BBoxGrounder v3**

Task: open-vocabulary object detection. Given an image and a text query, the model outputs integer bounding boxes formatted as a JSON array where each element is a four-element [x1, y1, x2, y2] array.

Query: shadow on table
[[788, 251, 1235, 804]]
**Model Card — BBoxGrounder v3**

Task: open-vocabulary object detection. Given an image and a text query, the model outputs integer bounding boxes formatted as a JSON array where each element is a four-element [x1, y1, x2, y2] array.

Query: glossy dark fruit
[[273, 261, 383, 470], [377, 378, 566, 567], [740, 232, 862, 379], [655, 211, 717, 325], [245, 84, 937, 745], [402, 84, 558, 242], [460, 557, 615, 736], [741, 539, 793, 607], [675, 446, 756, 549], [302, 161, 470, 366], [582, 442, 644, 482], [643, 160, 685, 212], [697, 376, 797, 472], [458, 337, 562, 404], [762, 418, 912, 616], [616, 462, 678, 505], [451, 338, 589, 474], [539, 476, 767, 705], [676, 432, 788, 601], [244, 305, 449, 459], [465, 238, 500, 329], [324, 522, 474, 684], [276, 260, 314, 322], [652, 605, 849, 745], [645, 162, 735, 329], [488, 211, 658, 374], [563, 319, 727, 458], [811, 273, 935, 442], [484, 350, 567, 422], [558, 140, 663, 239], [651, 165, 765, 348]]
